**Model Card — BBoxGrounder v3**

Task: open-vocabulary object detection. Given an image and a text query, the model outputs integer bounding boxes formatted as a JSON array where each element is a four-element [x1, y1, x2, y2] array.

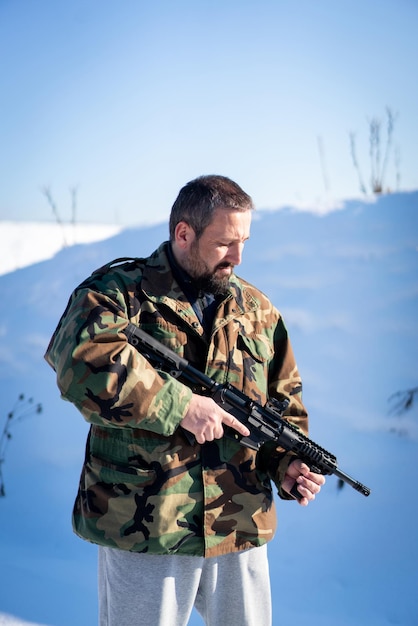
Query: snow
[[0, 191, 417, 625], [0, 221, 122, 276], [0, 614, 47, 626]]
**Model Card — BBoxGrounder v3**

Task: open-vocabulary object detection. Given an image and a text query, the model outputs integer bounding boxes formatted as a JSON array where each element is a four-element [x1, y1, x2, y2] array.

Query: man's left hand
[[282, 459, 326, 506]]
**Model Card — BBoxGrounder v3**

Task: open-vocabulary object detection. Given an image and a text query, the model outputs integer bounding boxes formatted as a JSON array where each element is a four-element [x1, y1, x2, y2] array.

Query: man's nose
[[227, 242, 245, 266]]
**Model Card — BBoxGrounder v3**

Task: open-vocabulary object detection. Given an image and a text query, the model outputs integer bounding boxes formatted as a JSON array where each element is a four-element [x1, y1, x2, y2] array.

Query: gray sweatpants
[[98, 544, 272, 626]]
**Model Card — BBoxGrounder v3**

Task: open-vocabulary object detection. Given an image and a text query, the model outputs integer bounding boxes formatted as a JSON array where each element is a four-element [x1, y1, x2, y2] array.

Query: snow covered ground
[[0, 221, 122, 276], [0, 192, 417, 625], [0, 613, 47, 626]]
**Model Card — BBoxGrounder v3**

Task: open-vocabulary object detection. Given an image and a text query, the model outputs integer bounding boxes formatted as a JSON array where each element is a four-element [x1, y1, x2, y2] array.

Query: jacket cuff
[[256, 442, 297, 500]]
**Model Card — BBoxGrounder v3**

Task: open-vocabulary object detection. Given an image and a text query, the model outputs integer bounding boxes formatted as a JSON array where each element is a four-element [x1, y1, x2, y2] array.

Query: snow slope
[[0, 222, 122, 276], [0, 613, 46, 626], [0, 191, 417, 625]]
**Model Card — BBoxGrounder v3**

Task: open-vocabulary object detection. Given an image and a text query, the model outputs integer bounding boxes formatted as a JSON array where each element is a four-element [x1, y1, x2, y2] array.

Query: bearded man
[[45, 175, 324, 626]]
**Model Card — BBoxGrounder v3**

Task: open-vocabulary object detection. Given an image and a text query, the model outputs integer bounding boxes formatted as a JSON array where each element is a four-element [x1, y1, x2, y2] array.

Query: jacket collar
[[141, 242, 259, 324]]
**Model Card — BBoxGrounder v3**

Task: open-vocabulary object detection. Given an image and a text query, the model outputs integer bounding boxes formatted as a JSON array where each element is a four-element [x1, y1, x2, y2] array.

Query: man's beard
[[195, 270, 232, 296], [185, 242, 233, 296]]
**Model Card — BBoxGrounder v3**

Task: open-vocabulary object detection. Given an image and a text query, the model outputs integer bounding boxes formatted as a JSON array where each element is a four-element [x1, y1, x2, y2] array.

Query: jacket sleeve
[[257, 314, 309, 500], [44, 280, 192, 435]]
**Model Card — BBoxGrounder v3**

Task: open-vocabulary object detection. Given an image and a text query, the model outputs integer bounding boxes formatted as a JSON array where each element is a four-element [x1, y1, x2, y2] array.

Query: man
[[45, 175, 324, 626]]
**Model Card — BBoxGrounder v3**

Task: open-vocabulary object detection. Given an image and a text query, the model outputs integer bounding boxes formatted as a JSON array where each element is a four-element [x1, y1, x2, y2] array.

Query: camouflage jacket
[[45, 242, 308, 557]]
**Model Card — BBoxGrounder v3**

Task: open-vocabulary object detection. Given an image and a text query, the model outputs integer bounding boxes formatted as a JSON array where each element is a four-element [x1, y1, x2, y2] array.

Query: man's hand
[[180, 394, 250, 444], [282, 459, 326, 506]]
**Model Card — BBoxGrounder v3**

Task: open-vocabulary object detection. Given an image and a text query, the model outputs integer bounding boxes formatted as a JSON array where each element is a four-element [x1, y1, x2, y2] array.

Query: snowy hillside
[[0, 192, 417, 626], [0, 221, 122, 276], [0, 614, 46, 626]]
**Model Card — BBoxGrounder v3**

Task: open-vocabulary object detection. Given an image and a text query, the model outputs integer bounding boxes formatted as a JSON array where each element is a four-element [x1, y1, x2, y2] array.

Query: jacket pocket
[[87, 454, 157, 489], [235, 333, 273, 400], [237, 332, 274, 362]]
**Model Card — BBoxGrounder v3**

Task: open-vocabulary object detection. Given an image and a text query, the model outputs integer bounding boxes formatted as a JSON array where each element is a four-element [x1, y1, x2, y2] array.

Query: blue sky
[[1, 0, 417, 226]]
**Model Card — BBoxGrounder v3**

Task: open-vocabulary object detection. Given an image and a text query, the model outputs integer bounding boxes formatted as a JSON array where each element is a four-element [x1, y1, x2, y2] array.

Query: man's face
[[182, 208, 252, 294]]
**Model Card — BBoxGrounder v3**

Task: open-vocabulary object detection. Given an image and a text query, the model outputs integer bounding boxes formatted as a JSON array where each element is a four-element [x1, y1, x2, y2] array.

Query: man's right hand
[[180, 394, 250, 444]]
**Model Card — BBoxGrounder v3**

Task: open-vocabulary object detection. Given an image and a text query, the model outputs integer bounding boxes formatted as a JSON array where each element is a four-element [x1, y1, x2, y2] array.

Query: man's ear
[[174, 221, 195, 250]]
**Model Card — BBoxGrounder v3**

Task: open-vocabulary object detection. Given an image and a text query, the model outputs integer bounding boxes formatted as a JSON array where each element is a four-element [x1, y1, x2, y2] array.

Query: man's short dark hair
[[169, 175, 254, 241]]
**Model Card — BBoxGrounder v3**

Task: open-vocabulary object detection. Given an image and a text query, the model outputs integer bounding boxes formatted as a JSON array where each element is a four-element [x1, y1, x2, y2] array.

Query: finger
[[301, 469, 326, 487], [289, 461, 325, 484], [212, 423, 224, 440], [286, 459, 308, 478], [298, 462, 312, 476], [195, 432, 206, 445], [222, 413, 250, 437], [197, 421, 225, 443], [294, 482, 316, 503], [309, 472, 326, 486], [296, 475, 323, 496], [288, 482, 310, 506]]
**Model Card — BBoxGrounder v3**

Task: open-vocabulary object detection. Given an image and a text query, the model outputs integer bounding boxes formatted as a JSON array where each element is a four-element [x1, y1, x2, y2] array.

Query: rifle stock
[[124, 323, 371, 498]]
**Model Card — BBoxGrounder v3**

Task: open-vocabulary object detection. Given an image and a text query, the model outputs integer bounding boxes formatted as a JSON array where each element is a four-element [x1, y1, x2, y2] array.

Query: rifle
[[124, 323, 371, 499]]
